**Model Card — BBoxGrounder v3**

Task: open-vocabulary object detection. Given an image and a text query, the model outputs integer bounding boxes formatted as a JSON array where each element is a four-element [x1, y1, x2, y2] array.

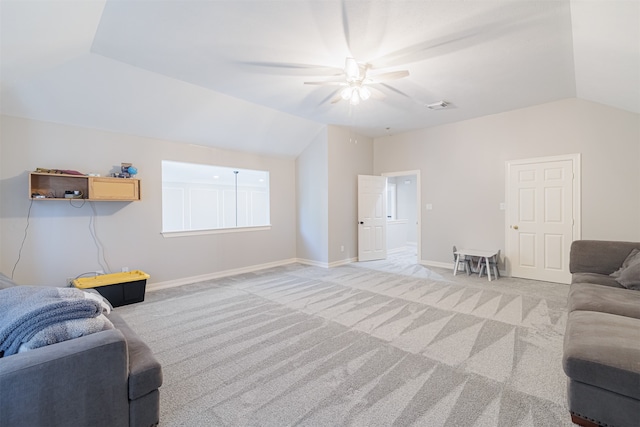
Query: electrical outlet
[[121, 267, 129, 272], [340, 245, 344, 252], [96, 270, 104, 276]]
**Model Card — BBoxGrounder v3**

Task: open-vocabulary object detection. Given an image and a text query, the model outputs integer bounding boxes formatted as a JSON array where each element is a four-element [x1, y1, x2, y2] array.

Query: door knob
[[513, 225, 519, 230]]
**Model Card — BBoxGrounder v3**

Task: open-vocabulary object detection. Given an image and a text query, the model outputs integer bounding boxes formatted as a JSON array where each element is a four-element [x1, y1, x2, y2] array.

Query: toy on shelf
[[113, 163, 138, 178]]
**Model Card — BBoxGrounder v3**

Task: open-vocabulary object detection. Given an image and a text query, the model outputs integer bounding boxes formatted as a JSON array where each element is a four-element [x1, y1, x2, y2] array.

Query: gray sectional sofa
[[0, 273, 162, 427], [564, 240, 640, 427]]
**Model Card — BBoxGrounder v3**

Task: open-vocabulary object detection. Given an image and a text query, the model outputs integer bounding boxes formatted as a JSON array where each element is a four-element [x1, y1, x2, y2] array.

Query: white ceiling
[[1, 0, 638, 157]]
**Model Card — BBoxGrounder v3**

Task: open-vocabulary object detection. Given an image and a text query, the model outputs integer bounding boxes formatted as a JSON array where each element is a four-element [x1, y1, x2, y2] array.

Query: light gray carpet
[[118, 251, 574, 426]]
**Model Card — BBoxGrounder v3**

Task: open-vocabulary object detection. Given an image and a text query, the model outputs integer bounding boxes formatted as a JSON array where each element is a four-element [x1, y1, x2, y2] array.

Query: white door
[[358, 175, 387, 262], [506, 155, 580, 284]]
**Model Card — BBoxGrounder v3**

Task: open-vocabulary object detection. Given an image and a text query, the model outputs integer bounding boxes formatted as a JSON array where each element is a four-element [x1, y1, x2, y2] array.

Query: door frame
[[504, 154, 581, 280], [382, 170, 421, 264]]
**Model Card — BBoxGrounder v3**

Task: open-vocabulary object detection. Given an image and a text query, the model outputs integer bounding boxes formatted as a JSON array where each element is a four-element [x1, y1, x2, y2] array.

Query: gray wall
[[295, 128, 329, 265], [1, 115, 298, 286], [327, 126, 373, 264], [374, 98, 640, 266], [296, 125, 373, 266]]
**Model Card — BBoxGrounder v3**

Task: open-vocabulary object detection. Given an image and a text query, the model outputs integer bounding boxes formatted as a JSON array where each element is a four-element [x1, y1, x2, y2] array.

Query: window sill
[[162, 225, 272, 238]]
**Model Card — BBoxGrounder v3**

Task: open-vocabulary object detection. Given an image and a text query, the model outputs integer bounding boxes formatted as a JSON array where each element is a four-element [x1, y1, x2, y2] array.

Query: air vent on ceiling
[[426, 101, 449, 110]]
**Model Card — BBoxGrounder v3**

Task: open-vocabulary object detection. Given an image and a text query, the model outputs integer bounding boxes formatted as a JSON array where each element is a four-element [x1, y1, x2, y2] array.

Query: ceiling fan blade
[[367, 70, 410, 83], [304, 81, 347, 86], [379, 83, 414, 99], [368, 86, 386, 100], [368, 5, 550, 69], [240, 61, 343, 76], [316, 89, 342, 107], [379, 83, 426, 106], [341, 0, 352, 54]]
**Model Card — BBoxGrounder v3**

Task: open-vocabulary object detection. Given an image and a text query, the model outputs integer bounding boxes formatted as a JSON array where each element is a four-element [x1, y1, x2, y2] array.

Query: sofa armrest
[[570, 240, 640, 275], [0, 328, 130, 427], [109, 312, 163, 400]]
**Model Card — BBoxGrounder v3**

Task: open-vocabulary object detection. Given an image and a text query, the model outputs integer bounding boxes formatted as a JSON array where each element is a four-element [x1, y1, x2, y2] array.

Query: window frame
[[161, 160, 271, 236]]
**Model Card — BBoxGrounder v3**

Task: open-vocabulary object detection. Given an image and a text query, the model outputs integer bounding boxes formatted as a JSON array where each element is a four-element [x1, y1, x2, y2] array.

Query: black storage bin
[[73, 271, 149, 307]]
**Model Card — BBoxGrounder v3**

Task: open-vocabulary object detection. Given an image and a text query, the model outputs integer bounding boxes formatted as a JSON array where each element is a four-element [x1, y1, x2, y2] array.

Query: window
[[162, 160, 270, 233]]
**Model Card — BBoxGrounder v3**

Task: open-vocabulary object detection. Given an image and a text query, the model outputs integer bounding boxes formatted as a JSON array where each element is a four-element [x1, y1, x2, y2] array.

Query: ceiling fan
[[304, 57, 409, 105]]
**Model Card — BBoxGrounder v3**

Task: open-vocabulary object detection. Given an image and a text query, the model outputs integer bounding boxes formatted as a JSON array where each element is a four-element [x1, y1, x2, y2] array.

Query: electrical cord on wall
[[11, 199, 113, 281], [69, 199, 86, 208], [68, 271, 105, 287], [69, 200, 112, 275], [89, 202, 112, 274], [10, 199, 33, 280]]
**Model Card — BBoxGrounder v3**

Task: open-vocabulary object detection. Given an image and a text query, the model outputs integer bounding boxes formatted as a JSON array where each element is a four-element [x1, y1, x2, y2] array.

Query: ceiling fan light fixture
[[305, 57, 409, 107], [341, 84, 369, 105], [341, 87, 354, 100], [350, 90, 361, 105]]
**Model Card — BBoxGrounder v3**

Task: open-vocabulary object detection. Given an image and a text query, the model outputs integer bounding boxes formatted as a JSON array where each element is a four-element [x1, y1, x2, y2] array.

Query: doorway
[[383, 170, 421, 265]]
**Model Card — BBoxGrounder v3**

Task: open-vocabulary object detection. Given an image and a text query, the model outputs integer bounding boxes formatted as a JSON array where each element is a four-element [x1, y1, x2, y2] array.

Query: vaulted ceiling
[[1, 1, 638, 157]]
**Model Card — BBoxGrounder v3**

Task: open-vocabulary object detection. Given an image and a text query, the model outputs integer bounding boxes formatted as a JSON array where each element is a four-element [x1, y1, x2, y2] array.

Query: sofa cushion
[[616, 262, 640, 290], [568, 283, 640, 319], [570, 240, 640, 275], [571, 272, 624, 288], [610, 248, 640, 278], [563, 311, 640, 400]]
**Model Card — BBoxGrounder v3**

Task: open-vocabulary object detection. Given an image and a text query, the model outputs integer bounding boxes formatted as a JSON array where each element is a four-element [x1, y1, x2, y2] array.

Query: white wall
[[0, 115, 298, 286], [327, 126, 373, 264], [296, 128, 329, 265], [374, 98, 640, 266]]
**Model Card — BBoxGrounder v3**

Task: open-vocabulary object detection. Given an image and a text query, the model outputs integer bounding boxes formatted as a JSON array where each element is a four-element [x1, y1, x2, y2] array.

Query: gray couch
[[0, 273, 162, 427], [563, 240, 640, 427]]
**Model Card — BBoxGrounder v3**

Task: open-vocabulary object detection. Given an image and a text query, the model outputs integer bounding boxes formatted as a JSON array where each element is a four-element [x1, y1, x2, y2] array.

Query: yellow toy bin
[[73, 270, 150, 307]]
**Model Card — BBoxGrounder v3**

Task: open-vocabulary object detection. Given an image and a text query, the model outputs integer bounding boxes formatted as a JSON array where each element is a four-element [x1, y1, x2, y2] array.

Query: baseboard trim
[[296, 257, 357, 268], [328, 257, 358, 268], [295, 258, 329, 268], [420, 260, 454, 269], [148, 258, 298, 291]]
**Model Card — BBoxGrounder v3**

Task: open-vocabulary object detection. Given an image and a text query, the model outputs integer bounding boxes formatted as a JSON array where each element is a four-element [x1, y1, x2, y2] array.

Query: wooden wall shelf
[[29, 172, 140, 201]]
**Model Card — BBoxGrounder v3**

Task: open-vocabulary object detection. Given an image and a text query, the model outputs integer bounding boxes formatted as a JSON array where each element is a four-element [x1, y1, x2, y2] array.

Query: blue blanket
[[18, 314, 113, 353], [0, 286, 103, 357]]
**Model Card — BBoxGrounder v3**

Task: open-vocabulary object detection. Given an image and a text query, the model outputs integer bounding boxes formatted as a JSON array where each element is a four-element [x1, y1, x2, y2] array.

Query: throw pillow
[[616, 262, 640, 290], [610, 248, 640, 278]]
